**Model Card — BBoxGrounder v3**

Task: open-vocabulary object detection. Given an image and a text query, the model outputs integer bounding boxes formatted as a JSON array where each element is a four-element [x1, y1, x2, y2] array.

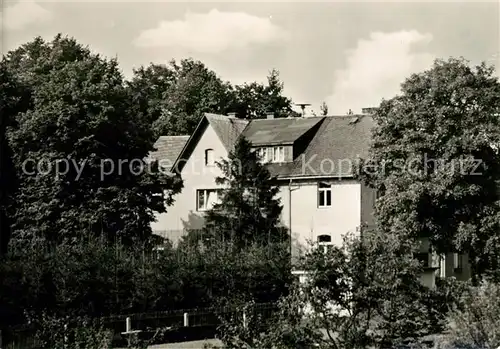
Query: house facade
[[149, 112, 469, 288]]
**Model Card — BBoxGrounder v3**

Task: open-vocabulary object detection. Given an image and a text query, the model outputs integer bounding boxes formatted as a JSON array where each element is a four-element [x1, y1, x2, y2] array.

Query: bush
[[0, 236, 291, 330], [441, 279, 500, 349], [212, 286, 323, 349], [26, 311, 112, 349], [212, 231, 458, 349]]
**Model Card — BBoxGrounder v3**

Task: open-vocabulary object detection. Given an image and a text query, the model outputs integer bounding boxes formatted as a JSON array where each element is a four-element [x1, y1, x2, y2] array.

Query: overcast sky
[[1, 0, 499, 115]]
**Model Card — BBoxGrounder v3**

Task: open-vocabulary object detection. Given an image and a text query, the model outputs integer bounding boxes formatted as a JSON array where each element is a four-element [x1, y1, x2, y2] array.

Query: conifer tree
[[203, 137, 287, 249]]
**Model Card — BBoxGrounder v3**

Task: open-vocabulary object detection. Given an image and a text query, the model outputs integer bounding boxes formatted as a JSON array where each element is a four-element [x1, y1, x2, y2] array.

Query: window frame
[[273, 146, 285, 163], [453, 252, 463, 271], [318, 182, 332, 208], [196, 189, 220, 211], [205, 149, 215, 167], [256, 146, 286, 163], [317, 234, 333, 255], [257, 147, 268, 163]]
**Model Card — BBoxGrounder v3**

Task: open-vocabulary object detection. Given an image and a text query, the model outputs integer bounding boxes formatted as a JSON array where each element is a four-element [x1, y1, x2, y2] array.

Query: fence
[[2, 302, 279, 349]]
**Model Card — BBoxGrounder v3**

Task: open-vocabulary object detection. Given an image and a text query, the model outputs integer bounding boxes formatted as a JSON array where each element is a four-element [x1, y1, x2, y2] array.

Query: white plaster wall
[[278, 180, 362, 255], [152, 123, 227, 239]]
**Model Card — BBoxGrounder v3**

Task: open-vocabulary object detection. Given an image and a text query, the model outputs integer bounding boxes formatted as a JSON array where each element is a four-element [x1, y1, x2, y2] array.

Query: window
[[273, 146, 285, 163], [205, 149, 215, 166], [440, 254, 447, 278], [196, 189, 221, 211], [258, 147, 270, 163], [318, 182, 332, 207], [153, 246, 165, 260], [318, 234, 333, 254], [256, 146, 285, 163], [454, 253, 463, 270], [416, 252, 430, 268]]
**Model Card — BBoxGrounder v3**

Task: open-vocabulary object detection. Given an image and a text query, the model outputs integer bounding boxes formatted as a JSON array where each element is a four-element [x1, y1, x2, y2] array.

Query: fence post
[[242, 308, 247, 330], [63, 323, 68, 349], [183, 312, 189, 327], [125, 317, 131, 333]]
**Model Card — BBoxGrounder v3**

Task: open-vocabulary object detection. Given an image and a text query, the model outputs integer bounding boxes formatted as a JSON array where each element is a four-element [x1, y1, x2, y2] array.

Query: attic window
[[318, 182, 332, 207], [205, 149, 215, 166], [257, 146, 284, 163], [273, 146, 285, 163]]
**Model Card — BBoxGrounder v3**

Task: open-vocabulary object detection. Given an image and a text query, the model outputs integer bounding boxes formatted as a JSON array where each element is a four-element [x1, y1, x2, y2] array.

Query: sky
[[1, 0, 499, 115]]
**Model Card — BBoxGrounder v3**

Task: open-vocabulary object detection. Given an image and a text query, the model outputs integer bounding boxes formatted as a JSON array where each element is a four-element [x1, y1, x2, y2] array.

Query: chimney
[[266, 112, 274, 119], [227, 112, 237, 118], [362, 107, 378, 115]]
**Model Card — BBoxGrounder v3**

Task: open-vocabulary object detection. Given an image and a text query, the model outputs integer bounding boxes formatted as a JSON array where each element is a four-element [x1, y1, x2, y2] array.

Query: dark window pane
[[319, 192, 325, 206], [326, 191, 331, 206], [416, 253, 429, 267], [318, 235, 331, 243]]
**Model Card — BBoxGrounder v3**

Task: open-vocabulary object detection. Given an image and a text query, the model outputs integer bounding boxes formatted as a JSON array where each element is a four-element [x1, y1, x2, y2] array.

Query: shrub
[[1, 235, 291, 332], [212, 286, 323, 349], [26, 311, 112, 349], [212, 231, 457, 349], [441, 279, 500, 349]]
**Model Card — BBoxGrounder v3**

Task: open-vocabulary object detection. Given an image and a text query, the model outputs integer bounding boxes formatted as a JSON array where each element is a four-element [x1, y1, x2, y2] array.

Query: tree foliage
[[320, 101, 329, 116], [0, 64, 28, 255], [0, 235, 291, 330], [132, 59, 235, 137], [360, 58, 500, 278], [232, 69, 293, 119], [214, 232, 454, 349], [2, 34, 182, 244], [442, 279, 500, 349], [202, 137, 288, 249], [129, 62, 294, 137]]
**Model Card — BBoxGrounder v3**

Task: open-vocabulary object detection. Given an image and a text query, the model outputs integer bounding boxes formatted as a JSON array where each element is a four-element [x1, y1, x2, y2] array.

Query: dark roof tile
[[205, 113, 249, 152], [271, 115, 374, 178], [242, 117, 324, 146], [149, 135, 190, 168], [161, 113, 374, 179]]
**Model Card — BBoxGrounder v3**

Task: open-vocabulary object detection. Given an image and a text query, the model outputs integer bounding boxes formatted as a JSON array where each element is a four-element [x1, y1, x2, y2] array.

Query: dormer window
[[273, 146, 285, 162], [257, 147, 268, 162], [205, 149, 214, 166], [256, 146, 285, 163]]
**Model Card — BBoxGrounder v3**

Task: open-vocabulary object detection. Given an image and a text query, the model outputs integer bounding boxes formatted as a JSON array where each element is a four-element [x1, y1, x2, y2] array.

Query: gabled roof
[[269, 115, 374, 179], [170, 113, 250, 173], [205, 113, 249, 152], [152, 113, 374, 179], [242, 117, 324, 146], [149, 135, 190, 167]]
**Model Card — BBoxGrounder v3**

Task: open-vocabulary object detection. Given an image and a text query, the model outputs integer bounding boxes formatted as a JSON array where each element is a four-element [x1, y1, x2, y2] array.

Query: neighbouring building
[[149, 112, 470, 288]]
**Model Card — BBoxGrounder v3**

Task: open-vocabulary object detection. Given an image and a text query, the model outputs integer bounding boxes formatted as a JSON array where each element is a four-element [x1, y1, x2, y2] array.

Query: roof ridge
[[205, 112, 230, 120]]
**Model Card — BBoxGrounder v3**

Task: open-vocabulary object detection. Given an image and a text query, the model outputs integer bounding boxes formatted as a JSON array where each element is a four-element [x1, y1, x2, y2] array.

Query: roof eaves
[[171, 114, 208, 173]]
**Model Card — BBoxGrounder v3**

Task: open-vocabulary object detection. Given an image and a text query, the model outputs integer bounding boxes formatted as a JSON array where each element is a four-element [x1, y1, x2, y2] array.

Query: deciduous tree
[[360, 58, 500, 279], [131, 59, 234, 137], [233, 69, 293, 119], [0, 64, 28, 255], [130, 63, 294, 137], [3, 34, 182, 244]]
